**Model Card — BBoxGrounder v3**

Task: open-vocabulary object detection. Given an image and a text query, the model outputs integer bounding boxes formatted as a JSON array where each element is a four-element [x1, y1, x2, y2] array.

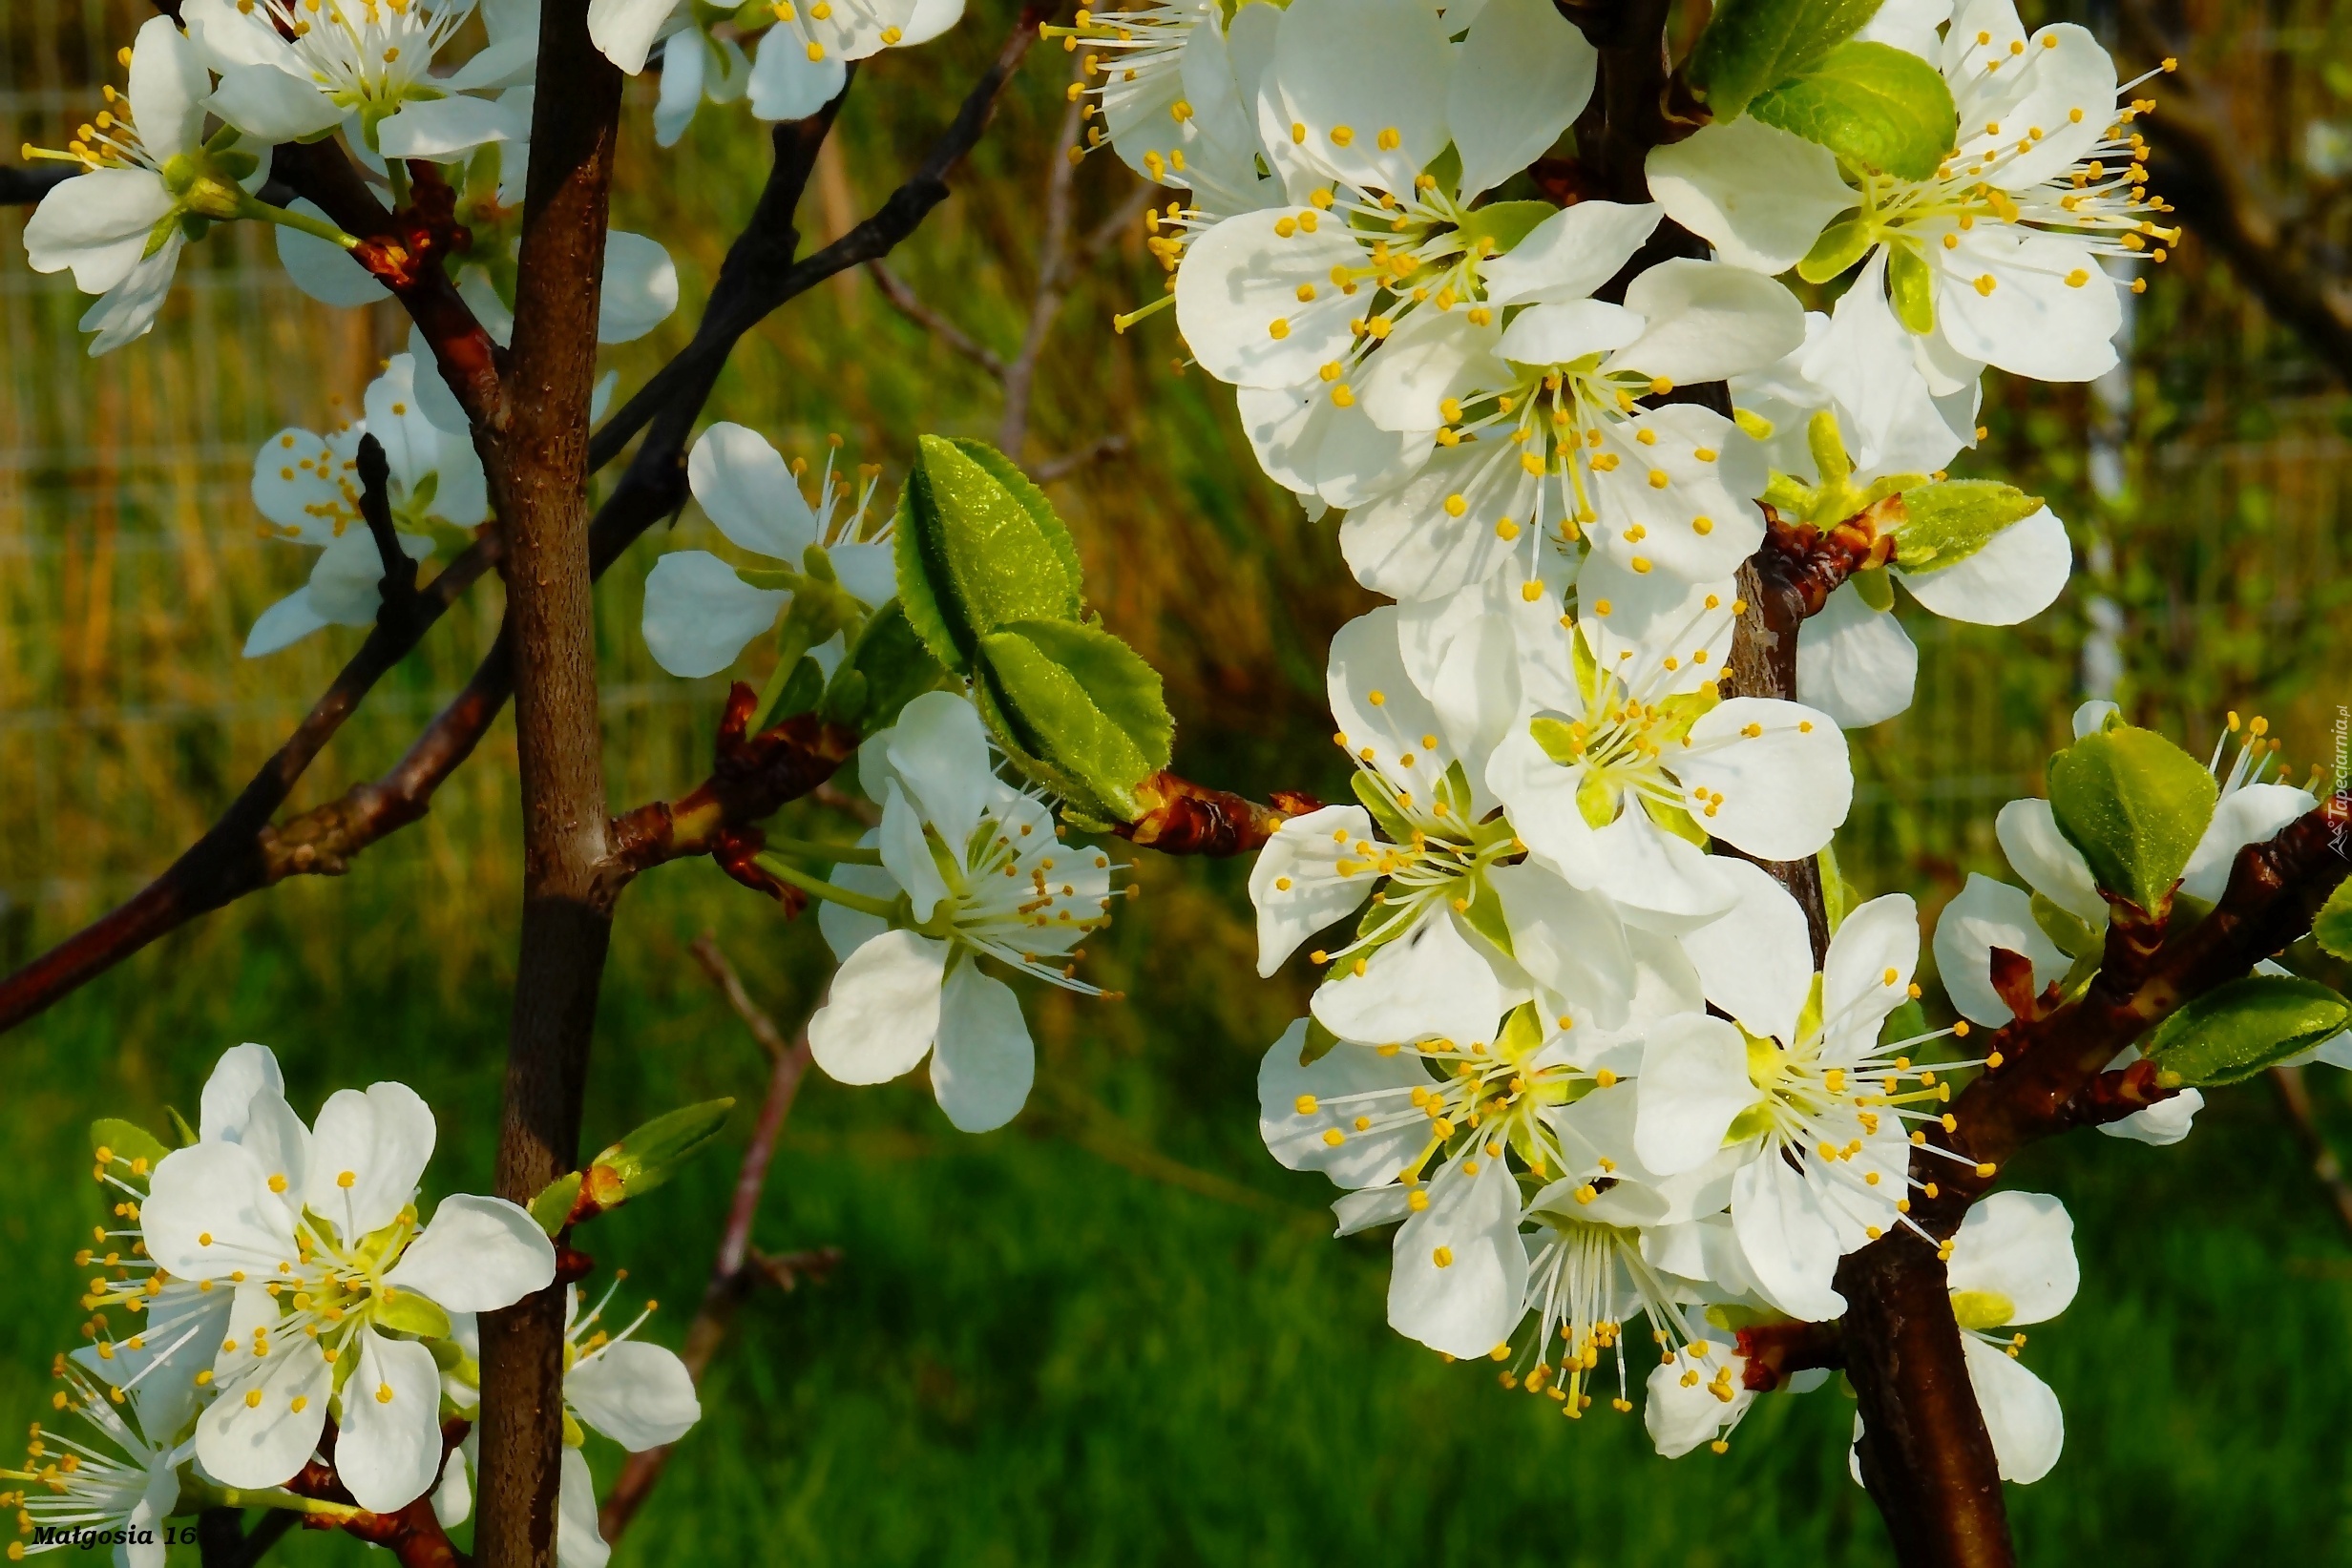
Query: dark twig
[[0, 164, 74, 204], [2270, 1063, 2352, 1244], [598, 937, 826, 1545], [354, 434, 423, 631], [869, 261, 1008, 378], [2118, 3, 2352, 387]]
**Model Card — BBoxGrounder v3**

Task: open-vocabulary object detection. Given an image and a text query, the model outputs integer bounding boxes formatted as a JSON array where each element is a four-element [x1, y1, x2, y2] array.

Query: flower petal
[[304, 1080, 436, 1241], [1606, 259, 1808, 386], [1449, 0, 1595, 199], [242, 586, 333, 658], [337, 1328, 446, 1514], [206, 62, 347, 142], [1678, 858, 1813, 1044], [557, 1443, 613, 1568], [1796, 582, 1919, 728], [566, 1341, 701, 1451], [1897, 505, 2071, 625], [928, 964, 1035, 1133], [1635, 1013, 1760, 1175], [686, 422, 819, 561], [1961, 1334, 2066, 1483], [807, 930, 948, 1085], [1645, 117, 1856, 275], [1730, 1153, 1846, 1320], [2181, 782, 2315, 907], [387, 1195, 558, 1313], [22, 168, 175, 295], [141, 1140, 300, 1278], [598, 231, 679, 343], [1820, 893, 1921, 1056], [1947, 1190, 2078, 1326], [1679, 696, 1852, 861], [1270, 0, 1452, 195], [1249, 805, 1378, 977], [588, 0, 678, 73], [1387, 1153, 1527, 1357], [1994, 797, 2104, 930], [195, 1328, 330, 1490], [1311, 910, 1507, 1051], [1930, 872, 2067, 1027], [640, 552, 788, 678], [1258, 1021, 1434, 1186], [1481, 201, 1662, 306]]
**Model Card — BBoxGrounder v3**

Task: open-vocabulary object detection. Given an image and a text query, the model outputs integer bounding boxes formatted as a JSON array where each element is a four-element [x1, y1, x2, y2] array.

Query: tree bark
[[472, 7, 625, 1568]]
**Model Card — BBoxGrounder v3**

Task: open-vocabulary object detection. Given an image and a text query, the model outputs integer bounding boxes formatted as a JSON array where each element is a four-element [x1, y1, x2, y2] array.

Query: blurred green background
[[6, 0, 2352, 1561]]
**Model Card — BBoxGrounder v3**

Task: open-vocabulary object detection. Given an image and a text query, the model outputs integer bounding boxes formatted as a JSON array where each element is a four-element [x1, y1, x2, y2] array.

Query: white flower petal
[[206, 62, 347, 142], [79, 231, 184, 354], [928, 964, 1034, 1133], [1634, 1014, 1760, 1175], [1480, 200, 1662, 306], [1249, 805, 1378, 976], [1678, 858, 1813, 1043], [275, 198, 390, 307], [1730, 1154, 1846, 1320], [242, 586, 333, 658], [1679, 696, 1852, 861], [881, 689, 995, 852], [686, 422, 819, 561], [1496, 299, 1644, 366], [129, 14, 213, 160], [195, 1332, 330, 1490], [1488, 862, 1637, 1031], [1796, 583, 1919, 728], [588, 0, 678, 73], [1258, 1022, 1434, 1187], [337, 1328, 446, 1513], [598, 231, 680, 343], [1820, 892, 1921, 1056], [2181, 782, 2314, 906], [2096, 1085, 2202, 1144], [1994, 797, 2104, 929], [1271, 0, 1452, 195], [1645, 117, 1857, 275], [1387, 1154, 1527, 1357], [1930, 872, 2067, 1027], [640, 552, 788, 678], [557, 1443, 613, 1568], [22, 168, 176, 295], [1931, 228, 2120, 384], [1961, 1334, 2066, 1483], [386, 1194, 558, 1312], [1448, 0, 1595, 199], [376, 94, 534, 160], [807, 930, 948, 1085], [1897, 504, 2071, 625], [305, 1080, 436, 1241], [1947, 1190, 2078, 1326], [566, 1341, 701, 1451], [140, 1141, 300, 1278], [1606, 259, 1808, 386], [1311, 911, 1506, 1051], [1174, 207, 1365, 387]]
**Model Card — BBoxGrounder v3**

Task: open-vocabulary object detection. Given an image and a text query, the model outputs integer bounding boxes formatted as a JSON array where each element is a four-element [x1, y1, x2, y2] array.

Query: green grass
[[9, 840, 2352, 1567]]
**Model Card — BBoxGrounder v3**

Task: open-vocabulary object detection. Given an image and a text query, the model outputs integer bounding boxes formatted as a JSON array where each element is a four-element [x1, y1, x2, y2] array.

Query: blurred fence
[[3, 0, 2348, 988]]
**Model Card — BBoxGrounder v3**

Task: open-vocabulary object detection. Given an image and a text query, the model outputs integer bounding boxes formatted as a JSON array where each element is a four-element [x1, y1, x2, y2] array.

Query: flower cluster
[[1055, 0, 2320, 1477], [4, 1046, 698, 1562]]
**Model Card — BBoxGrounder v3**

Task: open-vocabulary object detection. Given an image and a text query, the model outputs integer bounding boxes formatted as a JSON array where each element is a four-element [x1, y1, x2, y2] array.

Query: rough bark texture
[[472, 9, 625, 1568]]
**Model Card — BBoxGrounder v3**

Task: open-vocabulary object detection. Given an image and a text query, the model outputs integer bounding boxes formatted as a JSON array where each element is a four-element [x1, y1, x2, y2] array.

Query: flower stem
[[752, 853, 902, 919], [243, 195, 360, 250], [763, 835, 884, 866]]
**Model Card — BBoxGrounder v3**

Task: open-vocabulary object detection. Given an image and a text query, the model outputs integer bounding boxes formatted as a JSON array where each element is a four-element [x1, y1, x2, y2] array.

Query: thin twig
[[2270, 1063, 2352, 1244], [355, 433, 422, 631], [867, 261, 1007, 378], [598, 937, 824, 1545], [1026, 434, 1129, 485], [996, 50, 1090, 456]]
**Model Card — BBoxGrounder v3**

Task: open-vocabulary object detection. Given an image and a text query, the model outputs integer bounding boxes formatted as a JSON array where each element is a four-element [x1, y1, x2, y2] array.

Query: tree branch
[[1112, 774, 1321, 857], [472, 4, 625, 1564], [2119, 3, 2352, 387], [868, 261, 1008, 379], [598, 938, 830, 1546]]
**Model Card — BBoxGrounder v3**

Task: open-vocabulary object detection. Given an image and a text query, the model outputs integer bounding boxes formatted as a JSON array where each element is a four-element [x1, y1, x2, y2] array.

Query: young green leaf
[[2144, 974, 2352, 1086], [892, 435, 1082, 674], [2046, 724, 2218, 912], [820, 597, 954, 737], [1750, 42, 1957, 180], [529, 1170, 583, 1237], [1689, 0, 1887, 120], [976, 618, 1174, 822], [1893, 480, 2046, 572], [576, 1098, 737, 1221], [373, 1288, 453, 1340], [2315, 878, 2352, 963]]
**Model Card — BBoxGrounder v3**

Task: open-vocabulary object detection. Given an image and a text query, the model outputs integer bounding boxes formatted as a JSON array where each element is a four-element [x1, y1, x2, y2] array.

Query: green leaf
[[1750, 41, 1957, 180], [1796, 215, 1873, 283], [373, 1287, 453, 1340], [1886, 241, 1937, 332], [892, 435, 1082, 674], [2315, 879, 2352, 963], [976, 618, 1173, 820], [2144, 975, 2352, 1086], [1689, 0, 1886, 120], [579, 1099, 737, 1218], [1894, 480, 2046, 573], [821, 598, 953, 736], [1298, 1016, 1341, 1068], [2046, 724, 2218, 912], [165, 1106, 200, 1147], [1852, 565, 1896, 612], [2030, 890, 2102, 960], [528, 1171, 582, 1237], [91, 1119, 170, 1175]]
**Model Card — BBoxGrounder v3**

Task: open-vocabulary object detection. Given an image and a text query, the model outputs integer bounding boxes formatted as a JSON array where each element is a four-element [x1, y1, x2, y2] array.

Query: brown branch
[[473, 5, 625, 1565], [354, 434, 425, 632], [0, 10, 1045, 1034], [601, 682, 860, 902], [2270, 1063, 2352, 1244], [2118, 4, 2352, 387], [598, 938, 826, 1546], [1111, 774, 1321, 857], [868, 261, 1008, 379], [1026, 434, 1129, 485]]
